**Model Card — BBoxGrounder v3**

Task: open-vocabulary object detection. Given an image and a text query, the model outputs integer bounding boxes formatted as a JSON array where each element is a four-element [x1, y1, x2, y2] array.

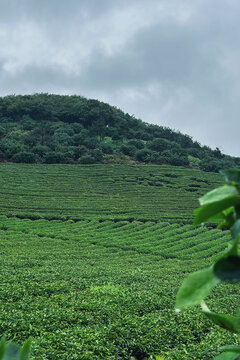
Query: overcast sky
[[0, 0, 239, 156]]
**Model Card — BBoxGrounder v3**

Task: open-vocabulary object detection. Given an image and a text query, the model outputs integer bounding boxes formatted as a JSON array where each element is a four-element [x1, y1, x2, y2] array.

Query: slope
[[0, 216, 233, 360], [0, 94, 239, 170], [0, 163, 222, 222]]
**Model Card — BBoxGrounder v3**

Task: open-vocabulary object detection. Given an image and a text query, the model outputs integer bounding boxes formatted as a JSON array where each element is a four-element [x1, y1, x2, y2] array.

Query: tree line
[[0, 93, 238, 171]]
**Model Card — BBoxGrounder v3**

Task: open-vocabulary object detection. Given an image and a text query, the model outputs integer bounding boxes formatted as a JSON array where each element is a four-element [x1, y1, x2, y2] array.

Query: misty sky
[[0, 0, 239, 156]]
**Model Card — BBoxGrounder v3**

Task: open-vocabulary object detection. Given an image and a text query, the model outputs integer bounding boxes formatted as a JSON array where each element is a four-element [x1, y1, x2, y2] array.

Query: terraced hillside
[[0, 216, 235, 359], [0, 163, 222, 222], [0, 164, 234, 359]]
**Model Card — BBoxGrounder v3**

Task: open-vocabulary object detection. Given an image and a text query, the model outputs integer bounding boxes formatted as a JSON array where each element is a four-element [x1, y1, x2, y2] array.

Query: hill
[[0, 93, 239, 171]]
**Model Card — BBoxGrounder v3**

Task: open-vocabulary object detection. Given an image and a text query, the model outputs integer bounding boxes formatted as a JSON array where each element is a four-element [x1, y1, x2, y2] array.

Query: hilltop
[[0, 93, 239, 171]]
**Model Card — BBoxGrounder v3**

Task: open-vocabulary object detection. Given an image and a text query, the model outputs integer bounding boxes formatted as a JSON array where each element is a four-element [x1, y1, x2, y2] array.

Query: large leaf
[[20, 338, 31, 360], [214, 352, 240, 360], [203, 312, 240, 333], [176, 266, 220, 309], [0, 336, 6, 360], [194, 185, 240, 226], [199, 185, 238, 206], [220, 346, 240, 353], [231, 220, 240, 242], [0, 337, 31, 360], [220, 169, 240, 186], [3, 342, 20, 360], [218, 207, 236, 229], [214, 255, 240, 283]]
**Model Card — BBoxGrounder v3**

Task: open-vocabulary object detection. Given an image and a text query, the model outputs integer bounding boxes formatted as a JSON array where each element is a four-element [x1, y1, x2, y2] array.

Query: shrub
[[44, 152, 70, 164], [147, 138, 170, 152], [176, 168, 240, 359], [90, 148, 103, 162], [135, 149, 154, 162], [100, 143, 114, 154], [0, 140, 24, 158], [12, 152, 36, 163], [32, 145, 50, 157], [188, 155, 201, 167], [127, 139, 145, 149], [78, 154, 95, 164], [160, 151, 189, 166], [120, 144, 136, 156], [103, 154, 133, 164], [187, 147, 201, 158]]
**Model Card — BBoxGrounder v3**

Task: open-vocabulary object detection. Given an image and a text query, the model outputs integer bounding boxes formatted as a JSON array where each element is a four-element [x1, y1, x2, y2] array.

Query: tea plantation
[[0, 163, 222, 222], [0, 164, 236, 359]]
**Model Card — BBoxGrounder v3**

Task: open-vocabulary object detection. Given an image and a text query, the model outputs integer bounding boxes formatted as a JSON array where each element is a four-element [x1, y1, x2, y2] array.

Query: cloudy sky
[[0, 0, 239, 156]]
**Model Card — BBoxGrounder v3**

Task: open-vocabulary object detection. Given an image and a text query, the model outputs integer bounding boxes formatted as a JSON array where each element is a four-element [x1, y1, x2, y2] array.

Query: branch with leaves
[[176, 169, 240, 359]]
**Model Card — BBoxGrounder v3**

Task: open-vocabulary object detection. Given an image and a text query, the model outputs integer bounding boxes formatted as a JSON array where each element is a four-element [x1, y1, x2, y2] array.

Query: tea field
[[0, 163, 222, 222], [0, 164, 237, 359]]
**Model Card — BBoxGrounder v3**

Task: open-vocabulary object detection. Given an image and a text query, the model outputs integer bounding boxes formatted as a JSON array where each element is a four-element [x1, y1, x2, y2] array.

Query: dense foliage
[[0, 163, 222, 222], [0, 216, 234, 359], [2, 164, 239, 358], [176, 169, 240, 359], [0, 163, 229, 359], [0, 94, 239, 171]]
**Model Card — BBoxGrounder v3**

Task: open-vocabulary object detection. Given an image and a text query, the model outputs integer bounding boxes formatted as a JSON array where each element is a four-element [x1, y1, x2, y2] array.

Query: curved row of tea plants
[[0, 163, 222, 222], [0, 215, 237, 359]]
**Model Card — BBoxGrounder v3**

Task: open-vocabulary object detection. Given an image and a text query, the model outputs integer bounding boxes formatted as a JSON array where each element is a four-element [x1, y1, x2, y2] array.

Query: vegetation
[[0, 336, 31, 360], [0, 163, 222, 222], [176, 169, 240, 359], [0, 215, 235, 359], [0, 93, 239, 359], [0, 94, 239, 171], [0, 163, 238, 359]]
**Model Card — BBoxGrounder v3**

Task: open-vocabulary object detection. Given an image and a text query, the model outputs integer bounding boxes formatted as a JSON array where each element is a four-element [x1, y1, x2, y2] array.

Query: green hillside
[[0, 94, 239, 171], [0, 163, 222, 221], [0, 163, 234, 359], [0, 215, 234, 360]]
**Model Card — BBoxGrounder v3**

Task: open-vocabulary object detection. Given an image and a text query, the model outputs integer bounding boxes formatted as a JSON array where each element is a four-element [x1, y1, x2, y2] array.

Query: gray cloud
[[0, 0, 240, 155]]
